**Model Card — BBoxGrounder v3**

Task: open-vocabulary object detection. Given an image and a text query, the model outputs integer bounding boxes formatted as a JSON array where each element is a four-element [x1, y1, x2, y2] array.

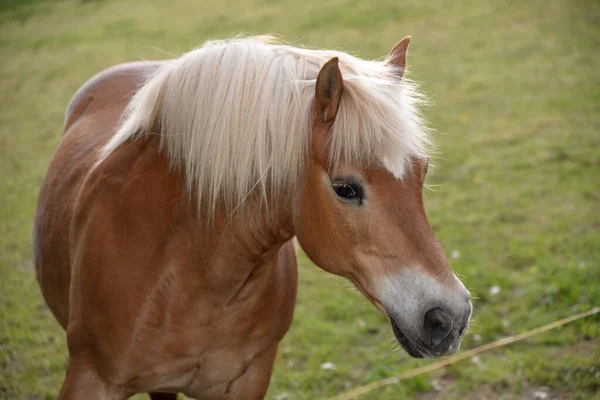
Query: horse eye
[[333, 183, 356, 198], [332, 181, 363, 203]]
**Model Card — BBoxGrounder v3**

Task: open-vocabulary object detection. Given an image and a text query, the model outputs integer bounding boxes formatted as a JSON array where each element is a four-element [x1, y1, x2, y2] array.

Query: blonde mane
[[99, 36, 431, 215]]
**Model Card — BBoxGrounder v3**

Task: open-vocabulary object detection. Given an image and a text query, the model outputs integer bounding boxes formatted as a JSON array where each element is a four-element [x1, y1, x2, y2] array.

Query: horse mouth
[[390, 318, 425, 358]]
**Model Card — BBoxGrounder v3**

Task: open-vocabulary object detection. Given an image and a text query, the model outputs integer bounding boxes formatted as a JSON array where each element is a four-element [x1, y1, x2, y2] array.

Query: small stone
[[471, 355, 482, 365], [533, 390, 548, 399], [451, 250, 460, 259], [321, 362, 337, 371], [473, 334, 482, 342], [489, 286, 501, 296], [430, 380, 443, 391]]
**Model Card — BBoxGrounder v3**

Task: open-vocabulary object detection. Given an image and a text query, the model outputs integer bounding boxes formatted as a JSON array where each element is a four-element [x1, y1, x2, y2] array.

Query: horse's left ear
[[315, 57, 343, 122], [387, 36, 411, 80]]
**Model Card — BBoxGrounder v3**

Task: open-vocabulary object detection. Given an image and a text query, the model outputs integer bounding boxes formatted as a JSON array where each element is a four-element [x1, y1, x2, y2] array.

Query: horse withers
[[33, 36, 472, 399]]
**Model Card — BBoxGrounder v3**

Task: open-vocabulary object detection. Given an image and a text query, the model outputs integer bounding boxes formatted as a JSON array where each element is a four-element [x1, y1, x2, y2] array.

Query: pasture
[[1, 0, 599, 399]]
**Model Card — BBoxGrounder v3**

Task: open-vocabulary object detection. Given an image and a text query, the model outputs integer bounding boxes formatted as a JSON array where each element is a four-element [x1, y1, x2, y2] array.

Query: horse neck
[[182, 192, 295, 303], [209, 196, 295, 263], [99, 134, 296, 310]]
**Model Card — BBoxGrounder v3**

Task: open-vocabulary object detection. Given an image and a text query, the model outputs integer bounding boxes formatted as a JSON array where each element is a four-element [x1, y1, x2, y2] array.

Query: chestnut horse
[[33, 36, 472, 399]]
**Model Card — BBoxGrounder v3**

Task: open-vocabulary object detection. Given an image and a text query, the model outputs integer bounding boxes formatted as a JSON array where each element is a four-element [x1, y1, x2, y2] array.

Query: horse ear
[[315, 57, 343, 122], [387, 36, 411, 80]]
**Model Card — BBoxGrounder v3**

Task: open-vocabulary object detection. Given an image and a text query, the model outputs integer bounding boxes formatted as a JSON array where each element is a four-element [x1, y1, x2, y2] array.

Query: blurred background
[[1, 0, 598, 399]]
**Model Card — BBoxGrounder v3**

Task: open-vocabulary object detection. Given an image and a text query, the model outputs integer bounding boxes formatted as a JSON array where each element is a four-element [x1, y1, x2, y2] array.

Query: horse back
[[33, 61, 167, 327]]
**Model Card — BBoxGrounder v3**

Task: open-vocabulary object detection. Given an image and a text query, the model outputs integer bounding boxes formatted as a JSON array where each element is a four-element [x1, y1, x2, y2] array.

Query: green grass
[[1, 0, 599, 399]]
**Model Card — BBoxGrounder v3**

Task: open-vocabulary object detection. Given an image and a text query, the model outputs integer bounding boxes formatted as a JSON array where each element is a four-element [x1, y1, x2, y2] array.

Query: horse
[[33, 35, 472, 399]]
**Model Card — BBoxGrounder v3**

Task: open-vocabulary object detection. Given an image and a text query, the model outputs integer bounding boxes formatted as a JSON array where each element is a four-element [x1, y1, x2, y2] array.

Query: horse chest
[[122, 318, 278, 398], [117, 268, 292, 396]]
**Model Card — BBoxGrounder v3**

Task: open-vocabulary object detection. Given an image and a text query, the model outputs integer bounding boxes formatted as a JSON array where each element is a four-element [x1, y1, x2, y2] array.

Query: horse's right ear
[[315, 57, 343, 123]]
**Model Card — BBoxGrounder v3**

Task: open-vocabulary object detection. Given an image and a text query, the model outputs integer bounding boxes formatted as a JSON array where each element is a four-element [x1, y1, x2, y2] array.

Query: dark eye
[[332, 180, 363, 204]]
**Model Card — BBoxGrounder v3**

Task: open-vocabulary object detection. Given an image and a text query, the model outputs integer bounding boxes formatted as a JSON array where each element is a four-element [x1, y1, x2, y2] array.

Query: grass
[[1, 0, 599, 399]]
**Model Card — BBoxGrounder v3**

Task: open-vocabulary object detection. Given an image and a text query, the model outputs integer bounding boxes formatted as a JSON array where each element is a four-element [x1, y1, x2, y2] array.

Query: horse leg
[[58, 358, 121, 400], [149, 393, 177, 400]]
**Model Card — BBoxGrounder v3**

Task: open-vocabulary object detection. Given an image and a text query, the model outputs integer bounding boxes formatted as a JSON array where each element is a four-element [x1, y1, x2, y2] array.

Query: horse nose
[[423, 307, 454, 347]]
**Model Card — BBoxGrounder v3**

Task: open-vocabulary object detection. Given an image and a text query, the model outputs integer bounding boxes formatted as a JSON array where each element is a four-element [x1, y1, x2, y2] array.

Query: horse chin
[[390, 318, 425, 358]]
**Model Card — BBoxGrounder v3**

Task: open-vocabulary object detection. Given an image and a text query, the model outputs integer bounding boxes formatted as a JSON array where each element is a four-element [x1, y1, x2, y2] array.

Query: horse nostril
[[423, 307, 453, 347]]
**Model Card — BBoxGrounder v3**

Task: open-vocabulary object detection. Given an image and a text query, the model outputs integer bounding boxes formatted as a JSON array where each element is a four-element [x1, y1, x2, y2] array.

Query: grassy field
[[1, 0, 599, 399]]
